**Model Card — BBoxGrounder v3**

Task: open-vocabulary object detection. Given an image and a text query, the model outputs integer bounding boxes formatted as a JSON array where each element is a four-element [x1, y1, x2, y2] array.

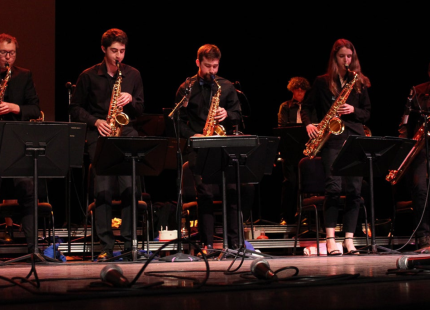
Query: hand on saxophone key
[[337, 103, 354, 115], [0, 101, 19, 115], [306, 124, 319, 139], [95, 119, 112, 136], [214, 107, 227, 122], [117, 92, 132, 107]]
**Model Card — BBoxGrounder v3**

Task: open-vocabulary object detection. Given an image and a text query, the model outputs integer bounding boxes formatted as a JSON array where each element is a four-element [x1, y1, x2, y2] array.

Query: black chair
[[293, 156, 369, 256], [0, 178, 56, 256], [82, 164, 150, 261]]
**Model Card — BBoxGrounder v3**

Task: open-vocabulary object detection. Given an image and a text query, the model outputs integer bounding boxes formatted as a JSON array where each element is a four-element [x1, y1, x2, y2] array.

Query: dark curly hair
[[287, 77, 311, 92], [101, 28, 128, 49]]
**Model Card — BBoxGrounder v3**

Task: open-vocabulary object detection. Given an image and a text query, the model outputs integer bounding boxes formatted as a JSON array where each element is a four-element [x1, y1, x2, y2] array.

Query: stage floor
[[1, 246, 430, 310]]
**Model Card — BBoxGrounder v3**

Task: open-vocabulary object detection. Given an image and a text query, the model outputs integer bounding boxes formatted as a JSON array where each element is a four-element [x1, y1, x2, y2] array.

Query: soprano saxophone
[[385, 118, 430, 185], [202, 76, 226, 136], [106, 60, 129, 137], [303, 70, 359, 159]]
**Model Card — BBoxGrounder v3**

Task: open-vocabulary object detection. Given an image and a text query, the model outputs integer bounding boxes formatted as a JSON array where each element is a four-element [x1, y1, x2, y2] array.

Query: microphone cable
[[130, 238, 211, 289]]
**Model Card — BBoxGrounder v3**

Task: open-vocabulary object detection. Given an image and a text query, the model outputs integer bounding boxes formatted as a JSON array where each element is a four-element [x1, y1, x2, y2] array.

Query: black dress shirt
[[69, 60, 144, 128], [1, 65, 40, 120], [175, 74, 242, 139]]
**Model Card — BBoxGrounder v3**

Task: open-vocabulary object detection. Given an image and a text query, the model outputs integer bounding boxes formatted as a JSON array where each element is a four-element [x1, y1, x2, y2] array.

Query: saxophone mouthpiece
[[4, 62, 9, 69], [210, 74, 215, 81]]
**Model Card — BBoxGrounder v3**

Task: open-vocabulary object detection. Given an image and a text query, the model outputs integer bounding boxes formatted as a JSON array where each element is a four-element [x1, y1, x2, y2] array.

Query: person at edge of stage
[[174, 43, 246, 251], [277, 76, 317, 225], [69, 28, 144, 262], [397, 62, 430, 253], [300, 38, 371, 255], [0, 33, 41, 253]]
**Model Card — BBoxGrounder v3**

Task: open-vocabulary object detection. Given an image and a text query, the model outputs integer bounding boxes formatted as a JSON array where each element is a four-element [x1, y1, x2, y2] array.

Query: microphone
[[100, 264, 130, 287], [396, 255, 430, 269], [250, 258, 277, 280], [65, 82, 75, 91]]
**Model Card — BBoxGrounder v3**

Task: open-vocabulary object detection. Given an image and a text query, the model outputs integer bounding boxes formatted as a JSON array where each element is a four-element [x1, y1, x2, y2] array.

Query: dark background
[[4, 1, 430, 226]]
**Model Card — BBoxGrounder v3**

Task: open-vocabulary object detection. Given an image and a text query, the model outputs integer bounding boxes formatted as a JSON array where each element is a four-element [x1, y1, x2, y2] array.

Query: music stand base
[[216, 247, 273, 260], [158, 252, 201, 262], [359, 244, 401, 255], [103, 249, 150, 262], [1, 252, 60, 265]]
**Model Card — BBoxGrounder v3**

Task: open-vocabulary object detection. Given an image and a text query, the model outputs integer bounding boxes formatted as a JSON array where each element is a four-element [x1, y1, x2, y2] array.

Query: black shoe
[[97, 250, 113, 262]]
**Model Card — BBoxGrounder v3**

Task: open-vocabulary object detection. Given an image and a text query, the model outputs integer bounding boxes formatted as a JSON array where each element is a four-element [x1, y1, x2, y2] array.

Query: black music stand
[[332, 135, 415, 254], [92, 136, 168, 262], [191, 135, 277, 259], [0, 122, 70, 266], [273, 125, 308, 165]]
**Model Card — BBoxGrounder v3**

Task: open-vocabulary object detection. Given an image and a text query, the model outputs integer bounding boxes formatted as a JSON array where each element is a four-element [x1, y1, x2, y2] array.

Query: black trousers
[[187, 149, 247, 248], [321, 132, 362, 233], [86, 126, 139, 252]]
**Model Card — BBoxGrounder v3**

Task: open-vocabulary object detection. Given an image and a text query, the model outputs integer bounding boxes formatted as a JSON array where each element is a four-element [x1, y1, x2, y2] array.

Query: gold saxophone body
[[386, 119, 430, 185], [1, 63, 12, 100], [303, 70, 359, 159], [0, 63, 12, 121], [106, 61, 129, 137], [202, 78, 226, 136]]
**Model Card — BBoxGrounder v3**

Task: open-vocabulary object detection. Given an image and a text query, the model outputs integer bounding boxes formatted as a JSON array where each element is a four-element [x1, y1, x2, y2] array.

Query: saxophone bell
[[328, 117, 344, 135]]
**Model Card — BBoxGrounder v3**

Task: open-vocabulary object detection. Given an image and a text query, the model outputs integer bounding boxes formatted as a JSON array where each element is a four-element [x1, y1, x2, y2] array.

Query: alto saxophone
[[106, 60, 129, 137], [0, 62, 12, 121], [303, 70, 359, 159], [202, 77, 226, 136], [385, 118, 430, 185], [0, 62, 12, 97]]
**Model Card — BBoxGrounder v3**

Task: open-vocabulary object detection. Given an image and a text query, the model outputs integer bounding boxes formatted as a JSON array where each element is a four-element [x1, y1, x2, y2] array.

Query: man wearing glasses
[[0, 33, 41, 254]]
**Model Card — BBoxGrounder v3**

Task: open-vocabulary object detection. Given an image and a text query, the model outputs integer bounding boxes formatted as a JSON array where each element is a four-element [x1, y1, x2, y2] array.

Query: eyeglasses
[[0, 50, 16, 57]]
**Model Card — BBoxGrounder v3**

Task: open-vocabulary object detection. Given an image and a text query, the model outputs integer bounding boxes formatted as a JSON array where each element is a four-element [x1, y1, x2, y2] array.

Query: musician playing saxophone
[[69, 28, 144, 262], [174, 44, 245, 251], [0, 33, 41, 251], [397, 62, 430, 253], [300, 39, 371, 255]]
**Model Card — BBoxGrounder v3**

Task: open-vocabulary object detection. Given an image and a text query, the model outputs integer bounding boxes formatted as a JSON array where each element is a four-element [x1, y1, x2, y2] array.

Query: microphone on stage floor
[[396, 255, 430, 269], [250, 258, 277, 280], [100, 264, 130, 288]]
